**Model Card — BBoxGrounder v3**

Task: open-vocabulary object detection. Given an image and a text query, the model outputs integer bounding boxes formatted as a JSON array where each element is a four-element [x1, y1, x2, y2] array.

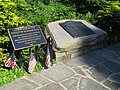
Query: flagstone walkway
[[0, 44, 120, 90]]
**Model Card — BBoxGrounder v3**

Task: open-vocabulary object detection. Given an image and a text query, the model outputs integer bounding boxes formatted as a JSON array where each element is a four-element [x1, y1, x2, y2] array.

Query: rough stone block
[[45, 20, 107, 62]]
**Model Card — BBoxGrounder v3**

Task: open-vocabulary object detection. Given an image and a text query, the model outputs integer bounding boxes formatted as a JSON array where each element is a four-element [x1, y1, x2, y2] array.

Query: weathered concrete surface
[[0, 44, 120, 90]]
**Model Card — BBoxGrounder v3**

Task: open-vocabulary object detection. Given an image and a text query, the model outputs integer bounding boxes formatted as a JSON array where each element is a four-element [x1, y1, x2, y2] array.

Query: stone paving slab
[[108, 73, 120, 83], [101, 60, 120, 73], [103, 80, 120, 90], [61, 78, 78, 90], [88, 64, 112, 82], [0, 44, 120, 90], [39, 64, 75, 82], [106, 44, 120, 52], [72, 67, 86, 76], [0, 78, 39, 90], [100, 50, 119, 62], [79, 77, 109, 90], [22, 73, 50, 85], [63, 57, 91, 68], [37, 83, 64, 90], [80, 52, 104, 65]]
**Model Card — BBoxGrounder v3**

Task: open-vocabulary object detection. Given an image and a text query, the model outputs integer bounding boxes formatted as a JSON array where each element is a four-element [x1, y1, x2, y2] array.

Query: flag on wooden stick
[[28, 51, 37, 73], [45, 45, 52, 68], [4, 52, 16, 69]]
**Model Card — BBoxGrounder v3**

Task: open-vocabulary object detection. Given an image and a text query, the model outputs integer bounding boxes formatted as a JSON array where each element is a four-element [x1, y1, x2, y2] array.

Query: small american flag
[[12, 60, 16, 69], [45, 45, 52, 68], [4, 52, 16, 69], [28, 51, 37, 73]]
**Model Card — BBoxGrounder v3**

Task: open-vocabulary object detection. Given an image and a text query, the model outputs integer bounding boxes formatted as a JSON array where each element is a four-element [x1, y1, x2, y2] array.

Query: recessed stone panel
[[59, 21, 95, 38]]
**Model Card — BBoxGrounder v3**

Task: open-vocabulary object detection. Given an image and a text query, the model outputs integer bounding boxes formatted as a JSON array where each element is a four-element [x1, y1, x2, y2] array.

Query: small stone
[[74, 75, 81, 79], [72, 67, 86, 76]]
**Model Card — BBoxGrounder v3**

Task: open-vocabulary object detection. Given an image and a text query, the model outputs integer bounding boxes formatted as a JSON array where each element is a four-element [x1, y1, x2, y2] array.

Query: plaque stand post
[[35, 46, 39, 62], [48, 37, 53, 62], [19, 50, 23, 69], [107, 27, 112, 46]]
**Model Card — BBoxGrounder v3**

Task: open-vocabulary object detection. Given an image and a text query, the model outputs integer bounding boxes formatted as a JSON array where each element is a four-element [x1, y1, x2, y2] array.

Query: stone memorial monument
[[45, 20, 107, 63]]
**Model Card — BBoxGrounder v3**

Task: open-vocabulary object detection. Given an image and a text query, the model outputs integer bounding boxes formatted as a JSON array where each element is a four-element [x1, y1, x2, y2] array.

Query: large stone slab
[[63, 56, 91, 68], [80, 51, 104, 66], [101, 60, 120, 73], [88, 64, 112, 82], [100, 50, 119, 62], [0, 78, 39, 90], [23, 73, 50, 85], [79, 77, 109, 90], [40, 64, 74, 82]]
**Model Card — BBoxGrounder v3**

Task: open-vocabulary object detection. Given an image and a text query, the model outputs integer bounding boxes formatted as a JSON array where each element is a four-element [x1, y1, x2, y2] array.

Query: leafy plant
[[16, 2, 82, 29]]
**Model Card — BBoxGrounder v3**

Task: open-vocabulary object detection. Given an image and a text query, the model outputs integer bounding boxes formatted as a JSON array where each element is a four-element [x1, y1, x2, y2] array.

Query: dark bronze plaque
[[8, 25, 47, 50], [59, 21, 95, 38]]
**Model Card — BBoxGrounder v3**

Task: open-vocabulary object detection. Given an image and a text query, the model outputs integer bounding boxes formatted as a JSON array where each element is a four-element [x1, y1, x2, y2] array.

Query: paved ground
[[0, 44, 120, 90]]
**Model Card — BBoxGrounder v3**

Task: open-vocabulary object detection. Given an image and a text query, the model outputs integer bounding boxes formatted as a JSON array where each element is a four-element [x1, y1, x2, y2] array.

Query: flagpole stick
[[29, 48, 31, 54], [35, 46, 39, 62], [48, 37, 53, 64]]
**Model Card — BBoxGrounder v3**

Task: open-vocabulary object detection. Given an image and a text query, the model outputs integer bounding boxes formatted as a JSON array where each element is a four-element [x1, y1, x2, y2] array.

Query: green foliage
[[0, 1, 32, 44], [0, 48, 9, 67], [81, 12, 97, 24], [96, 1, 120, 32], [0, 66, 27, 86], [16, 2, 82, 29]]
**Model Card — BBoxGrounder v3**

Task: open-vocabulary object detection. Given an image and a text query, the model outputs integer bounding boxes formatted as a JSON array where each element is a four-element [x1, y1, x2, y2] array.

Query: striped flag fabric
[[4, 52, 16, 69], [12, 60, 16, 69], [28, 51, 37, 73], [45, 45, 52, 68]]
